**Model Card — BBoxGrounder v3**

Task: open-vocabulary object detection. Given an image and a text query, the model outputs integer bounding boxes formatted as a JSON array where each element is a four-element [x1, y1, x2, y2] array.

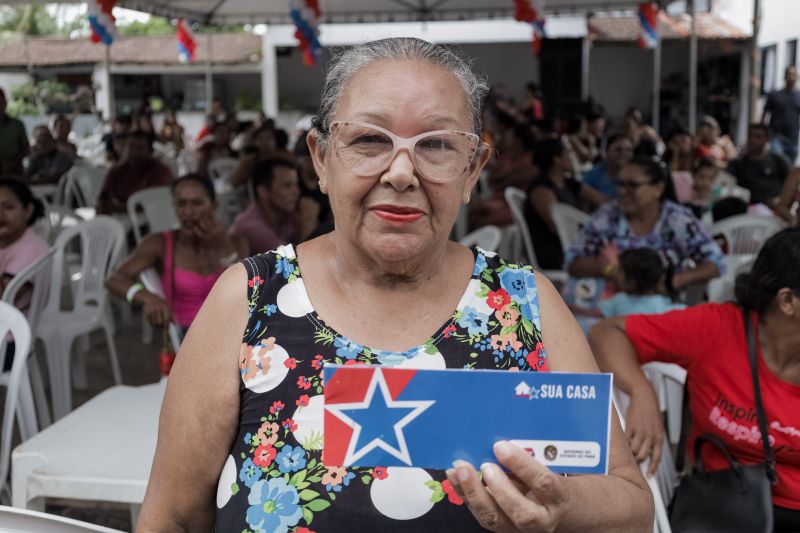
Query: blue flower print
[[334, 336, 363, 360], [275, 445, 307, 473], [520, 301, 540, 325], [239, 458, 262, 488], [472, 253, 488, 276], [245, 477, 303, 533], [243, 432, 253, 445], [326, 471, 357, 493], [457, 306, 490, 337], [499, 268, 535, 304], [275, 257, 295, 280], [265, 304, 277, 316]]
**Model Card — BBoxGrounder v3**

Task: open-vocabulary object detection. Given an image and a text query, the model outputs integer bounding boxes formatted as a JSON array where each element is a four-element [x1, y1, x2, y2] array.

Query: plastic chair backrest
[[58, 164, 106, 207], [459, 225, 503, 253], [47, 217, 125, 313], [0, 303, 32, 498], [0, 505, 125, 532], [549, 202, 589, 252], [2, 249, 55, 337], [711, 214, 785, 255], [38, 206, 83, 245], [127, 186, 178, 243], [208, 157, 239, 184], [504, 187, 540, 267]]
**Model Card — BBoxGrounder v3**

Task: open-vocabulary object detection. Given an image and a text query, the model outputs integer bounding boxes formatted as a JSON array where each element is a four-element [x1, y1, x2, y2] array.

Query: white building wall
[[0, 72, 31, 98]]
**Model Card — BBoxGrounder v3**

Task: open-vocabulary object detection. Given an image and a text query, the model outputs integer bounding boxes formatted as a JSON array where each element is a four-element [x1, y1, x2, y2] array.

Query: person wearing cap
[[0, 88, 29, 176], [763, 65, 800, 164], [694, 115, 737, 168]]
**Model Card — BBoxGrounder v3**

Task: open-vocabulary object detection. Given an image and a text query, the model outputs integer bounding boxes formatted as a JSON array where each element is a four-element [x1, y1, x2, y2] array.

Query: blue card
[[322, 365, 612, 475]]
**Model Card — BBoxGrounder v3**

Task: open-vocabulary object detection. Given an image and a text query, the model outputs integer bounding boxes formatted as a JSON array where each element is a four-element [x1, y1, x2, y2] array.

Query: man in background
[[727, 123, 790, 207], [0, 88, 29, 176], [763, 65, 800, 164], [26, 125, 73, 184]]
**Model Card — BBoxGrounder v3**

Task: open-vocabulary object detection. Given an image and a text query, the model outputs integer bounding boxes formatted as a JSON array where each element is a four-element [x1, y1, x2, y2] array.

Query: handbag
[[669, 307, 777, 533]]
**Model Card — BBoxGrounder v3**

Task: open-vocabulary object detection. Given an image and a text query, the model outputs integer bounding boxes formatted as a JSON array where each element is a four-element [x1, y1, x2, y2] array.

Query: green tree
[[117, 16, 174, 37], [0, 5, 59, 36]]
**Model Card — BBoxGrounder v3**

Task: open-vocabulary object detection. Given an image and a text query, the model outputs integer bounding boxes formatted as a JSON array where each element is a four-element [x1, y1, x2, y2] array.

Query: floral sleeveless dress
[[215, 244, 549, 532]]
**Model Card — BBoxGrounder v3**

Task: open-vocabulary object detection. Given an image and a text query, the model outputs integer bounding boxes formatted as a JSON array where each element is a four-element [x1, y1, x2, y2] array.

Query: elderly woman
[[590, 228, 800, 531], [137, 38, 652, 532], [565, 157, 724, 313]]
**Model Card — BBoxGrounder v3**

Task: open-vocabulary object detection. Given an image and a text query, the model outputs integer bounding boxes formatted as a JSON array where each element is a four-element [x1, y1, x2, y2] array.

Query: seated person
[[564, 114, 598, 167], [683, 157, 718, 220], [197, 121, 237, 178], [582, 132, 634, 199], [0, 88, 29, 176], [596, 248, 685, 317], [227, 125, 295, 188], [106, 174, 247, 341], [103, 114, 133, 164], [590, 228, 800, 531], [565, 157, 724, 312], [624, 107, 660, 157], [96, 131, 174, 215], [664, 128, 695, 203], [695, 115, 738, 167], [727, 123, 791, 206], [157, 109, 185, 153], [25, 125, 73, 185], [525, 138, 606, 270], [52, 114, 78, 160], [230, 159, 317, 254]]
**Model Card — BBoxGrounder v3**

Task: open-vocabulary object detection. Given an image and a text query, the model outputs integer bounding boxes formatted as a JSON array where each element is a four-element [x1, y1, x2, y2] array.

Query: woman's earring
[[464, 192, 471, 204]]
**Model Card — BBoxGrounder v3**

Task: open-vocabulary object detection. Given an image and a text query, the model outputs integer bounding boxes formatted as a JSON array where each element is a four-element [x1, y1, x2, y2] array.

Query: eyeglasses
[[617, 179, 656, 190], [328, 121, 483, 183]]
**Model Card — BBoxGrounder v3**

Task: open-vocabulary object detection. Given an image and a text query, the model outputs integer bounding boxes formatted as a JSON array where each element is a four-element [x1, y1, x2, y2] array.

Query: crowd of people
[[0, 36, 798, 532]]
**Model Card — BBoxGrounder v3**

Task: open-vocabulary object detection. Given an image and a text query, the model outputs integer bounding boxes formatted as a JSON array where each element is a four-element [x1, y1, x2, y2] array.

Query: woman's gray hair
[[313, 37, 488, 139]]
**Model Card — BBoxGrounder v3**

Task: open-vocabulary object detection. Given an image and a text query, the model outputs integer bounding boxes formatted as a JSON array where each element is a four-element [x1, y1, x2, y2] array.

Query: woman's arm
[[589, 317, 664, 475], [671, 261, 720, 289], [136, 264, 248, 532], [448, 275, 653, 532], [774, 169, 799, 225], [578, 183, 608, 209], [529, 187, 558, 233]]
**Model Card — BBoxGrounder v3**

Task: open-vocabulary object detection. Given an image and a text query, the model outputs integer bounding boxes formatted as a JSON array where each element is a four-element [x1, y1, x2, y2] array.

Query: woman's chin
[[361, 232, 432, 265]]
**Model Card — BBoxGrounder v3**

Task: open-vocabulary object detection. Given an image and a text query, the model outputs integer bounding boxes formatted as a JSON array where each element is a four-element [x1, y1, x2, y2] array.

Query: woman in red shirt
[[590, 228, 800, 531]]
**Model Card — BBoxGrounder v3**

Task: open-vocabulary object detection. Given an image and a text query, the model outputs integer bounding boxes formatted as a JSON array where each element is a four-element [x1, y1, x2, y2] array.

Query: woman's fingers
[[450, 460, 515, 532], [492, 442, 568, 509]]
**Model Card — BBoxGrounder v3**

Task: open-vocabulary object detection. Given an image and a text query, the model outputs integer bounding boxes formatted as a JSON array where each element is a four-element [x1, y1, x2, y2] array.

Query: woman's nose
[[380, 149, 419, 191]]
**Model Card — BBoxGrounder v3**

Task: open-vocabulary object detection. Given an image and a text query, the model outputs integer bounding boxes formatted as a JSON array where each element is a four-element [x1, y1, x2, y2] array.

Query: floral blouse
[[215, 245, 549, 533], [564, 199, 725, 273]]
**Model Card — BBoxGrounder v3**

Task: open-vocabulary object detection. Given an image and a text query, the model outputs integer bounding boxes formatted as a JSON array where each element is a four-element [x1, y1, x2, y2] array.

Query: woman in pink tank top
[[106, 174, 249, 341]]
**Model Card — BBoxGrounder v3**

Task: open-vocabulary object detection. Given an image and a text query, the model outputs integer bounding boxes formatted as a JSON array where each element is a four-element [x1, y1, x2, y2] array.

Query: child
[[598, 248, 686, 318]]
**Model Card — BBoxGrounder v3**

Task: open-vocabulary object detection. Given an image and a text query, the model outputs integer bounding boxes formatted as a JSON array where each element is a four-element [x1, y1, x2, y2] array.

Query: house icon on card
[[515, 381, 540, 400]]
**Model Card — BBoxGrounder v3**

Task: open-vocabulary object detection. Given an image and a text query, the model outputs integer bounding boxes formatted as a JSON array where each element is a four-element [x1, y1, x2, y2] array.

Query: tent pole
[[652, 11, 662, 133], [105, 44, 115, 121], [688, 0, 698, 133], [749, 0, 762, 123], [581, 35, 591, 101], [205, 31, 214, 114]]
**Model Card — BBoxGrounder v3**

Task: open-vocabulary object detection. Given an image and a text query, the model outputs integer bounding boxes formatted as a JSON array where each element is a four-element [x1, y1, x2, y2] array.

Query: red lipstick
[[371, 205, 424, 223]]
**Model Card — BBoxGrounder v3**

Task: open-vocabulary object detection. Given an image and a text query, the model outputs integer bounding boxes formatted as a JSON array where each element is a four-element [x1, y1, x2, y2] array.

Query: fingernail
[[445, 468, 455, 479], [453, 460, 469, 482], [480, 462, 498, 480], [494, 441, 512, 460]]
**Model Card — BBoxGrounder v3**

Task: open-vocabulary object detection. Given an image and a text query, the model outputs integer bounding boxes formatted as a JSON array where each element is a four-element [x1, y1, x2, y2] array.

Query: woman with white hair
[[137, 38, 652, 532]]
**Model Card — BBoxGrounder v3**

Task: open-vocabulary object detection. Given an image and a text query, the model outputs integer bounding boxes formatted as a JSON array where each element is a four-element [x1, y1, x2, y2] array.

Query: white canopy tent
[[7, 0, 713, 131]]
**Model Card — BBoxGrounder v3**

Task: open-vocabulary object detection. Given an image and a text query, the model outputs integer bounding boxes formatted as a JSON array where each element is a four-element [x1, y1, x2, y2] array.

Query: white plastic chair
[[642, 362, 687, 446], [0, 303, 32, 505], [54, 164, 106, 208], [459, 225, 503, 253], [126, 186, 178, 243], [208, 157, 239, 187], [711, 214, 785, 256], [549, 202, 589, 252], [36, 217, 126, 420], [707, 254, 757, 303], [1, 249, 56, 436], [139, 268, 182, 353], [0, 506, 124, 532], [176, 151, 198, 176], [504, 187, 567, 283], [36, 206, 84, 245]]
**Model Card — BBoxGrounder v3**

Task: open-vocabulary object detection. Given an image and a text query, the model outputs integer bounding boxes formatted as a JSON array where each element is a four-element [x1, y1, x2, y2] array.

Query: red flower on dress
[[311, 354, 325, 370], [253, 444, 277, 468], [442, 479, 464, 505], [443, 324, 457, 338], [296, 394, 310, 407], [526, 351, 538, 369], [247, 276, 263, 288], [282, 418, 297, 432], [295, 528, 316, 533], [343, 360, 366, 366], [372, 466, 388, 480], [284, 357, 297, 369], [269, 400, 284, 414], [486, 288, 511, 311], [297, 375, 312, 390]]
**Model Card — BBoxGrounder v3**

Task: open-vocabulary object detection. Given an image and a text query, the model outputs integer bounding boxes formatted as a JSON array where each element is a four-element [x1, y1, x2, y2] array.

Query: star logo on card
[[325, 368, 434, 466]]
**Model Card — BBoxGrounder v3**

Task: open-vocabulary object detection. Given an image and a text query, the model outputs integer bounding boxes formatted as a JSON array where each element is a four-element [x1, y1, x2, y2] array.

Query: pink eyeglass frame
[[328, 120, 485, 182]]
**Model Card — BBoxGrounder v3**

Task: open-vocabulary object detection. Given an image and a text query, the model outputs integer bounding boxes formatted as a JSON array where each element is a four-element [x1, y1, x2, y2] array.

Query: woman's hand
[[625, 385, 665, 476], [142, 293, 173, 327], [446, 441, 570, 533]]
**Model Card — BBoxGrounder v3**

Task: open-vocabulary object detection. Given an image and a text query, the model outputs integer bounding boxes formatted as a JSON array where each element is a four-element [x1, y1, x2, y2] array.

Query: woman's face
[[698, 124, 716, 144], [254, 129, 277, 155], [309, 59, 488, 264], [173, 181, 215, 231], [669, 133, 692, 156], [0, 187, 32, 244], [617, 164, 664, 216], [693, 166, 718, 199]]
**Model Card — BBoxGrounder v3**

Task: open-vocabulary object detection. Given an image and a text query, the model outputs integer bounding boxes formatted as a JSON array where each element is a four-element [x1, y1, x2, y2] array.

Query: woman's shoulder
[[661, 200, 703, 225], [240, 244, 299, 286]]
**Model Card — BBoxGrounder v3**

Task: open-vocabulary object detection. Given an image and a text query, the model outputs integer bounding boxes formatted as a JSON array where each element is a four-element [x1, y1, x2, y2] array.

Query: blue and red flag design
[[176, 19, 197, 63], [637, 2, 659, 49], [323, 365, 612, 474], [514, 0, 547, 56], [289, 0, 322, 66], [87, 0, 117, 46]]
